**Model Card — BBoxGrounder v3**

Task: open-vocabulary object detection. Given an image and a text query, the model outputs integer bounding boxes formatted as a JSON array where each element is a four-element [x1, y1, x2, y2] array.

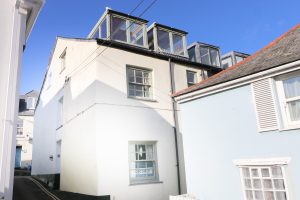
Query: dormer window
[[148, 23, 188, 57], [26, 97, 36, 110], [88, 9, 148, 48], [188, 42, 221, 67]]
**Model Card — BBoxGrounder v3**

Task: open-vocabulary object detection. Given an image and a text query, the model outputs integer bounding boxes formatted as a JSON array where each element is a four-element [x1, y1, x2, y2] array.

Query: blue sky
[[21, 0, 300, 94]]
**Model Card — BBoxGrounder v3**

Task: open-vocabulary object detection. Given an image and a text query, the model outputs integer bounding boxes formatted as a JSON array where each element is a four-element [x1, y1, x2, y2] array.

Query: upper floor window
[[199, 46, 221, 67], [157, 29, 171, 53], [236, 55, 245, 63], [222, 56, 233, 69], [17, 119, 23, 136], [129, 142, 159, 184], [127, 67, 152, 99], [59, 48, 66, 72], [187, 71, 197, 87], [26, 97, 36, 110], [276, 71, 300, 128], [188, 46, 196, 62]]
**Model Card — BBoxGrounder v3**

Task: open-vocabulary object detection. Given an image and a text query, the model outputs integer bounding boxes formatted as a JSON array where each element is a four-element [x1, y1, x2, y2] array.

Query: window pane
[[129, 22, 144, 46], [128, 68, 135, 83], [264, 192, 275, 200], [236, 56, 244, 63], [100, 19, 107, 39], [261, 168, 270, 177], [254, 191, 263, 200], [222, 57, 233, 69], [274, 179, 285, 190], [287, 100, 300, 121], [271, 166, 283, 178], [209, 48, 220, 67], [276, 192, 287, 200], [188, 47, 196, 62], [263, 179, 273, 189], [187, 71, 197, 86], [242, 168, 250, 177], [253, 179, 262, 189], [245, 190, 253, 200], [173, 34, 184, 56], [157, 29, 171, 53], [200, 47, 210, 65], [283, 75, 300, 98], [251, 169, 259, 177], [111, 16, 127, 42], [92, 28, 99, 39], [244, 179, 252, 189]]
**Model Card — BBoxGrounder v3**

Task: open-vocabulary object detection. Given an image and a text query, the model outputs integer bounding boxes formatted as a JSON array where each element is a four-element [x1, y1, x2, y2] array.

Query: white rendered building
[[0, 0, 44, 199], [32, 8, 221, 200]]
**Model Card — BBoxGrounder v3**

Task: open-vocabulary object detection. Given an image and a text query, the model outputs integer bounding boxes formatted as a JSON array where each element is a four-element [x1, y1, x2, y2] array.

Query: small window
[[26, 97, 36, 110], [172, 34, 184, 56], [129, 22, 144, 46], [200, 46, 221, 67], [239, 166, 289, 200], [60, 48, 66, 72], [222, 56, 233, 69], [17, 119, 23, 135], [276, 71, 300, 128], [187, 71, 197, 87], [100, 18, 107, 39], [200, 47, 210, 65], [157, 29, 171, 53], [188, 47, 196, 62], [129, 142, 159, 184], [127, 67, 152, 99]]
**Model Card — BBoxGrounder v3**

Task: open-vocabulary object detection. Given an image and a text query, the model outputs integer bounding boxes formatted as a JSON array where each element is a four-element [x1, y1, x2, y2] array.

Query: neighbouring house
[[222, 50, 250, 69], [32, 8, 222, 200], [0, 0, 44, 199], [15, 90, 38, 169], [173, 24, 300, 200]]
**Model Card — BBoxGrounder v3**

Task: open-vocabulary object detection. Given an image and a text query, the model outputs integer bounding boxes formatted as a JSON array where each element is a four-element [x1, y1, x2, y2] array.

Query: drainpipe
[[168, 58, 181, 195]]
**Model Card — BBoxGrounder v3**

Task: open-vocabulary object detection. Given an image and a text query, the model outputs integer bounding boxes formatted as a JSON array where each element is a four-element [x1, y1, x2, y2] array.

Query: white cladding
[[32, 38, 207, 199]]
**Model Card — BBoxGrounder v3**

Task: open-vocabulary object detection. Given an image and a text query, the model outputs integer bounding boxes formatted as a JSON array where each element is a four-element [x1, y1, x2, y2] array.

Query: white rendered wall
[[33, 38, 208, 200]]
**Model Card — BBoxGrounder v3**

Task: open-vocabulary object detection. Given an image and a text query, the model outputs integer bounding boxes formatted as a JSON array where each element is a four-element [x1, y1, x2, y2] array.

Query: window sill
[[128, 96, 158, 103], [279, 124, 300, 132], [129, 180, 163, 186]]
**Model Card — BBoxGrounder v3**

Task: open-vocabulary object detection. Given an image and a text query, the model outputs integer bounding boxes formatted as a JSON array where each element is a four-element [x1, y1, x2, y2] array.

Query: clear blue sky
[[21, 0, 300, 94]]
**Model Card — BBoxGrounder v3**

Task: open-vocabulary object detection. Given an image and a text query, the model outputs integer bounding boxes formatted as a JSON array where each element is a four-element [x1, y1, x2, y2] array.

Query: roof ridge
[[172, 23, 300, 97]]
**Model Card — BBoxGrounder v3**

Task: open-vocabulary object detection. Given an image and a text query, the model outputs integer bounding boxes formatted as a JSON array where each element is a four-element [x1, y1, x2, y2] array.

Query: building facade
[[0, 0, 44, 199], [174, 24, 300, 200], [32, 8, 221, 200], [15, 90, 38, 169]]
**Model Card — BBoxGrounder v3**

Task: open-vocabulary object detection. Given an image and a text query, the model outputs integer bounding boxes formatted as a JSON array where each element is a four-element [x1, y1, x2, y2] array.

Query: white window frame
[[128, 141, 159, 184], [275, 70, 300, 130], [59, 48, 67, 72], [26, 97, 36, 110], [186, 70, 197, 87], [16, 119, 23, 136], [126, 66, 153, 100], [234, 158, 291, 200], [199, 46, 221, 67]]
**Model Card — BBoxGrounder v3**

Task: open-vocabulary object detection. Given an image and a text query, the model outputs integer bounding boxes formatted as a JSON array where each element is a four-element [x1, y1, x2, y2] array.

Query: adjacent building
[[222, 50, 250, 69], [174, 24, 300, 200], [0, 0, 44, 199], [32, 8, 221, 200], [15, 90, 38, 169]]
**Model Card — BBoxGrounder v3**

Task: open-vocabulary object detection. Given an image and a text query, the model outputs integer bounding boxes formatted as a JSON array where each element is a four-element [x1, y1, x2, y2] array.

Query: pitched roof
[[173, 23, 300, 97]]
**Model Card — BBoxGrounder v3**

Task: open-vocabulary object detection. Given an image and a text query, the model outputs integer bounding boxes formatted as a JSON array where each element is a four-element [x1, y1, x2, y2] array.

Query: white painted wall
[[32, 37, 209, 200], [0, 0, 43, 199]]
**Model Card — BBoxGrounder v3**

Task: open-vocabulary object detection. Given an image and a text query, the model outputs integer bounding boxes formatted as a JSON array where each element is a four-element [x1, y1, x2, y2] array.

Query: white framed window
[[128, 141, 159, 184], [127, 66, 152, 99], [17, 119, 23, 136], [60, 48, 67, 72], [235, 158, 291, 200], [276, 70, 300, 129], [26, 97, 36, 110], [199, 46, 221, 67], [186, 70, 197, 87]]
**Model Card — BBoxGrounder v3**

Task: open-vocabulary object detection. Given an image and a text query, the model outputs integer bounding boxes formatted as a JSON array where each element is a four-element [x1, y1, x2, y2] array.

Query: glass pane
[[263, 179, 273, 189], [236, 56, 244, 63], [128, 68, 135, 83], [244, 179, 252, 189], [135, 70, 143, 83], [209, 48, 220, 67], [287, 100, 300, 121], [188, 47, 196, 62], [245, 190, 253, 200], [254, 191, 263, 200], [262, 168, 270, 177], [173, 34, 184, 56], [274, 179, 285, 190], [276, 192, 287, 200], [93, 28, 99, 39], [157, 29, 171, 53], [242, 168, 250, 177], [129, 22, 144, 46], [222, 57, 233, 69], [200, 47, 210, 65], [253, 179, 262, 189], [283, 75, 300, 98], [264, 191, 275, 200], [100, 19, 107, 39], [148, 30, 154, 50], [187, 71, 196, 84], [251, 169, 259, 177], [143, 86, 150, 98], [271, 166, 283, 178], [111, 16, 127, 42], [136, 161, 146, 168]]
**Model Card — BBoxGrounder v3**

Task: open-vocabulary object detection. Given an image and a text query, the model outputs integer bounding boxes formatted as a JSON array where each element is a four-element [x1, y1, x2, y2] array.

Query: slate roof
[[173, 23, 300, 97]]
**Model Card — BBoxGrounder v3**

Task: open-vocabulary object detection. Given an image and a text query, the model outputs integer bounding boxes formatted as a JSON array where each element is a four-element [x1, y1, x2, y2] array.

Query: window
[[187, 71, 197, 87], [240, 166, 288, 200], [199, 46, 221, 67], [127, 67, 152, 99], [222, 56, 233, 69], [157, 29, 171, 53], [60, 48, 66, 72], [26, 97, 36, 110], [172, 34, 184, 56], [276, 71, 300, 128], [236, 55, 245, 63], [188, 47, 196, 62], [129, 22, 144, 46], [111, 16, 127, 42], [129, 142, 158, 184], [100, 18, 107, 39], [17, 119, 23, 135]]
